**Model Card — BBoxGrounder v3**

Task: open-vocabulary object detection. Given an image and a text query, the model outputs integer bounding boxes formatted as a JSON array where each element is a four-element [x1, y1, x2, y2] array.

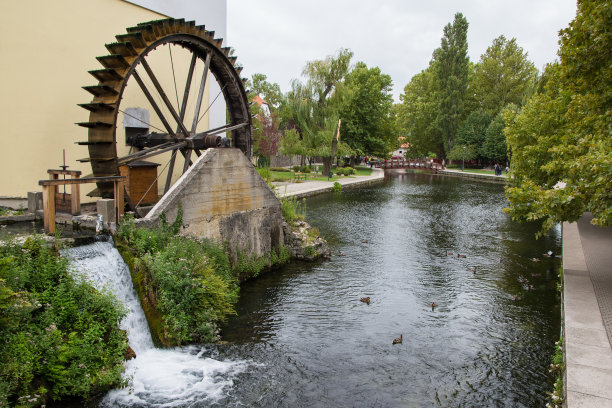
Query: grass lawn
[[260, 166, 372, 183]]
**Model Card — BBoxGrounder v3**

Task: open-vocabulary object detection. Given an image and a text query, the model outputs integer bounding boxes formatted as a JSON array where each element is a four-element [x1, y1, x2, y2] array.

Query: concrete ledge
[[563, 221, 612, 407], [438, 169, 508, 183], [0, 214, 35, 224]]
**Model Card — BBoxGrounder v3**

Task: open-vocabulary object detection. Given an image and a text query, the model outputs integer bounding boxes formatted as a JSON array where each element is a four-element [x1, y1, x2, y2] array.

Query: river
[[214, 171, 561, 407]]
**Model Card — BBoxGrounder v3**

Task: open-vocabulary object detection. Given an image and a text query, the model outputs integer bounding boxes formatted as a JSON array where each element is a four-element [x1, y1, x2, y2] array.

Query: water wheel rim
[[80, 19, 251, 201]]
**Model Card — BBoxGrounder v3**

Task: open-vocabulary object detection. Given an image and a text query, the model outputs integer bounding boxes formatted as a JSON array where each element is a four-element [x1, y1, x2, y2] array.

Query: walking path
[[273, 168, 385, 198], [563, 214, 612, 407]]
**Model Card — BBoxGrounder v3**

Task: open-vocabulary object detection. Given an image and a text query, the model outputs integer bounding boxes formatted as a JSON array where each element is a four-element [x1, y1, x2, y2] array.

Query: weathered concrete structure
[[143, 148, 284, 259]]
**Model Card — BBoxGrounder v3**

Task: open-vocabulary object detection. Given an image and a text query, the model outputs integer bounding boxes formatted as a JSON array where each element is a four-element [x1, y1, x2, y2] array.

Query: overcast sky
[[227, 0, 577, 101]]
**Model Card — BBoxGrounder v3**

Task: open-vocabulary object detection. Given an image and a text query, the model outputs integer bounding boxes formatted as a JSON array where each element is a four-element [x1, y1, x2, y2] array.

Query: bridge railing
[[371, 159, 445, 171]]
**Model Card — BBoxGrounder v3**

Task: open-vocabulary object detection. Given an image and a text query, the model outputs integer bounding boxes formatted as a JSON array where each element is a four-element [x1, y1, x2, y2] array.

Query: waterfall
[[63, 239, 248, 407]]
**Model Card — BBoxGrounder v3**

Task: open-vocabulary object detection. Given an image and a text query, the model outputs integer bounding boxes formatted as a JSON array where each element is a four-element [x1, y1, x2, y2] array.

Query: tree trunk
[[322, 157, 333, 178], [349, 156, 356, 167]]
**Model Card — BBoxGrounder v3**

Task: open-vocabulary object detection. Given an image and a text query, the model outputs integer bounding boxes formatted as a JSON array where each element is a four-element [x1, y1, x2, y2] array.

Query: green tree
[[505, 0, 612, 233], [482, 112, 508, 164], [283, 49, 354, 174], [432, 12, 470, 156], [473, 35, 538, 116], [397, 65, 443, 158], [247, 73, 282, 112], [455, 109, 491, 162], [446, 144, 478, 164], [340, 62, 396, 159]]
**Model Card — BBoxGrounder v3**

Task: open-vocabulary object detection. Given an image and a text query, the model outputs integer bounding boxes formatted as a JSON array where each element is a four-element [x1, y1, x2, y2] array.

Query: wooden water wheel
[[78, 18, 252, 205]]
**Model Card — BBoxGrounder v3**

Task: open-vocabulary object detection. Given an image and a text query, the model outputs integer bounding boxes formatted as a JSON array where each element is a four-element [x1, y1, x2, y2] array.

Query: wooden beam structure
[[38, 175, 125, 234]]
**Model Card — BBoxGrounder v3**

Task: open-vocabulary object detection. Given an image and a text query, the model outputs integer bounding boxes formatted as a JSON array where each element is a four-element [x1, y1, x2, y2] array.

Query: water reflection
[[218, 172, 561, 407]]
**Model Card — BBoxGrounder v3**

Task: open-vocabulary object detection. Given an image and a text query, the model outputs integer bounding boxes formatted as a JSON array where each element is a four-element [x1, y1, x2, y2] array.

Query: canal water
[[215, 171, 561, 407]]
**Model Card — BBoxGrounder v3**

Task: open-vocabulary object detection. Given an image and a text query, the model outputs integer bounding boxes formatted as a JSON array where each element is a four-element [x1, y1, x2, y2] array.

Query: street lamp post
[[462, 146, 466, 171]]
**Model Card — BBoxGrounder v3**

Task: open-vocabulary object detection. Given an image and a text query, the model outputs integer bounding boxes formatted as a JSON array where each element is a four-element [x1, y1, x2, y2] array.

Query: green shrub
[[300, 166, 311, 173], [117, 206, 239, 345], [0, 237, 128, 406], [144, 237, 237, 344], [292, 165, 301, 172], [233, 246, 291, 280], [333, 182, 342, 192], [279, 195, 305, 226], [256, 168, 268, 179], [270, 167, 291, 172]]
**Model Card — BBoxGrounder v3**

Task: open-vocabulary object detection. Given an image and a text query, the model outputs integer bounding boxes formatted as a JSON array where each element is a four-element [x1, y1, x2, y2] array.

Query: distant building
[[391, 136, 411, 158], [0, 0, 227, 201]]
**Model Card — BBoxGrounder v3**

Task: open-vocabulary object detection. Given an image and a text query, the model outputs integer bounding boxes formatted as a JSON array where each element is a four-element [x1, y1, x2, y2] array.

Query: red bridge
[[372, 158, 445, 172]]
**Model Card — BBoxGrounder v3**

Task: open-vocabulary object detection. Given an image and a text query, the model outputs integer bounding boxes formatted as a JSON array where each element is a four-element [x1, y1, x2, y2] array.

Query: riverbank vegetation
[[116, 210, 238, 346], [0, 237, 128, 407], [116, 207, 292, 346]]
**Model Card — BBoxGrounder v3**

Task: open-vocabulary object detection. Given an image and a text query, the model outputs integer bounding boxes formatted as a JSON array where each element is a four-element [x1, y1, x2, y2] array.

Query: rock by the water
[[283, 220, 329, 261]]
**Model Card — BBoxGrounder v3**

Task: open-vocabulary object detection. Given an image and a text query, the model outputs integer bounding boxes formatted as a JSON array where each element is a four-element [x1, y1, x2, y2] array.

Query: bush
[[300, 166, 311, 173], [279, 195, 305, 226], [270, 167, 291, 172], [0, 237, 128, 406], [117, 208, 238, 345], [336, 167, 354, 176], [292, 165, 301, 172], [144, 237, 237, 344], [256, 168, 268, 179], [333, 182, 342, 192]]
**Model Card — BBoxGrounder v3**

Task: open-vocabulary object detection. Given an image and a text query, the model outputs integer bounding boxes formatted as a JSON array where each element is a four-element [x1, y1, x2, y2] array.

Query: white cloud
[[228, 0, 576, 101]]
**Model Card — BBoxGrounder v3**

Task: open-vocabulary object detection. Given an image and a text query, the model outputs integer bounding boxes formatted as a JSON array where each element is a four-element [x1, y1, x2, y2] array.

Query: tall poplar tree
[[432, 12, 470, 157]]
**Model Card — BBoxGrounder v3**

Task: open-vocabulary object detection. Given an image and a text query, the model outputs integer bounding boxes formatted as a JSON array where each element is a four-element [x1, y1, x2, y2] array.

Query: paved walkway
[[563, 214, 612, 407], [273, 168, 385, 198]]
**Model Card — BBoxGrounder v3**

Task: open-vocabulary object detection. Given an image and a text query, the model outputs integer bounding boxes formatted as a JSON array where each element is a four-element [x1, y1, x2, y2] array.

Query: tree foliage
[[397, 65, 443, 157], [482, 112, 508, 164], [433, 12, 470, 155], [505, 0, 612, 233], [247, 73, 282, 112], [473, 35, 538, 116], [455, 109, 491, 161], [340, 62, 396, 157], [281, 49, 354, 174]]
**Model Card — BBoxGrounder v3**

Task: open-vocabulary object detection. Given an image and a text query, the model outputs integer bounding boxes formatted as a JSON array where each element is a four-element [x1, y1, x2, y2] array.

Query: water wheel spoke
[[132, 70, 177, 137], [191, 52, 212, 133], [163, 149, 178, 194], [182, 149, 192, 174], [179, 53, 198, 122], [140, 57, 191, 138], [117, 141, 186, 166]]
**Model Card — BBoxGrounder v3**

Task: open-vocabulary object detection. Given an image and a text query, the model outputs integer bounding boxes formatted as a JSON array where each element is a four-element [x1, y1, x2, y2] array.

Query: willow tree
[[282, 49, 354, 174]]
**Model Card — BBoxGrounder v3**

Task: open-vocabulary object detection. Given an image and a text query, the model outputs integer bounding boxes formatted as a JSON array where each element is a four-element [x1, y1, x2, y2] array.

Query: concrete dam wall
[[143, 148, 284, 259]]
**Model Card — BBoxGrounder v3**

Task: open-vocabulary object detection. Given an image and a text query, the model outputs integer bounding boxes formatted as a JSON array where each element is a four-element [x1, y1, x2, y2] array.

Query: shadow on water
[[216, 172, 560, 407]]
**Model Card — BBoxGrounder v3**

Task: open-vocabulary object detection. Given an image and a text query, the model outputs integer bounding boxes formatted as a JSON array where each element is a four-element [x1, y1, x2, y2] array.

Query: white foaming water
[[63, 239, 248, 407]]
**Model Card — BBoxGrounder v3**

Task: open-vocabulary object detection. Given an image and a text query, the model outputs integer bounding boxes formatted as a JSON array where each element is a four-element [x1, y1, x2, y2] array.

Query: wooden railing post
[[42, 184, 56, 234], [39, 175, 125, 235], [71, 174, 81, 215]]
